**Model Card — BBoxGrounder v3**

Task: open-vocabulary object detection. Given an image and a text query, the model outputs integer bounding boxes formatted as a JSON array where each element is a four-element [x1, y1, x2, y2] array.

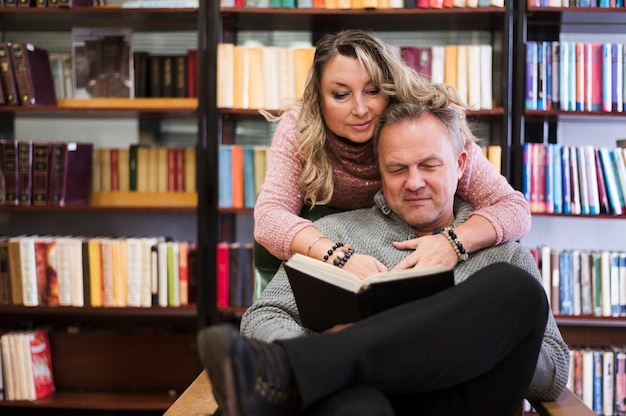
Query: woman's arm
[[254, 110, 315, 260], [457, 141, 531, 245]]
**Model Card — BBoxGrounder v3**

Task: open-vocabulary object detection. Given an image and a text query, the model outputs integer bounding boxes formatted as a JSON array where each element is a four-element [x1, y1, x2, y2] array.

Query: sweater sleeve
[[456, 141, 531, 244], [254, 110, 316, 260]]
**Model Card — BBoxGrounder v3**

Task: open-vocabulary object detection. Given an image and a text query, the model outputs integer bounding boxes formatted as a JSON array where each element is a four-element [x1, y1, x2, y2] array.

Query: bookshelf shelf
[[0, 98, 197, 115], [530, 213, 626, 220], [0, 304, 197, 319], [221, 7, 506, 32]]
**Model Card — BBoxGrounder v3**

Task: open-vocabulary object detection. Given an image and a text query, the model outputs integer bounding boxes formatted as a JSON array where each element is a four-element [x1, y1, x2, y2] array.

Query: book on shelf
[[0, 239, 10, 305], [48, 142, 94, 206], [284, 253, 454, 332], [72, 28, 133, 99], [11, 43, 57, 106], [0, 329, 54, 401], [1, 140, 19, 205], [0, 42, 20, 105], [17, 141, 33, 206], [31, 142, 51, 206]]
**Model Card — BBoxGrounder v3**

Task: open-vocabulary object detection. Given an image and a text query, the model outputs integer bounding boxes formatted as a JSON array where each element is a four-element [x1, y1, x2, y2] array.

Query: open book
[[284, 253, 455, 332]]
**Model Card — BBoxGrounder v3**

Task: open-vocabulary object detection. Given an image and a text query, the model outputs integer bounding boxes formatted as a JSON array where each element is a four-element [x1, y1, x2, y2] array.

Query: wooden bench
[[165, 370, 595, 416]]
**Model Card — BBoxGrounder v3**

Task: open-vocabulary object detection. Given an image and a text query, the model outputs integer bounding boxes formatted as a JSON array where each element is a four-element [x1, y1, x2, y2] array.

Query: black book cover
[[284, 254, 454, 332]]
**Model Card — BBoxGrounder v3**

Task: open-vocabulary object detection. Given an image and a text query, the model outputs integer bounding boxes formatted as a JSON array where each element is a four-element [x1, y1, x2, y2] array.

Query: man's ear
[[457, 149, 468, 179]]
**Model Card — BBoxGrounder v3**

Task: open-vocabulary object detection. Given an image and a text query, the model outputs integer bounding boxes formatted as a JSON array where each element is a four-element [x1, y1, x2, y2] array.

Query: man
[[198, 89, 570, 416]]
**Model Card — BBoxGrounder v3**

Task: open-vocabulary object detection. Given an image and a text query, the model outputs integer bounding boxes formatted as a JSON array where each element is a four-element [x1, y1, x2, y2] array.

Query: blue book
[[559, 250, 573, 316], [561, 145, 572, 215], [602, 43, 612, 112], [612, 43, 623, 112], [525, 41, 538, 110], [545, 41, 553, 110], [218, 145, 233, 209], [552, 144, 563, 214], [243, 145, 256, 209], [598, 147, 624, 215], [592, 350, 603, 414], [537, 41, 546, 111], [559, 41, 570, 112], [610, 252, 621, 317], [522, 143, 533, 205]]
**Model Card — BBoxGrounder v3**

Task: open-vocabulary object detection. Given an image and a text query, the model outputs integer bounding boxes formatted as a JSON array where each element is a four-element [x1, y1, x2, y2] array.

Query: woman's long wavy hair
[[281, 29, 472, 208]]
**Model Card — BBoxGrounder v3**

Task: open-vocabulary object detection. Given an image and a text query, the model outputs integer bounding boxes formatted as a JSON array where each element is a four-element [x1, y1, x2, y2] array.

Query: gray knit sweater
[[241, 191, 570, 401]]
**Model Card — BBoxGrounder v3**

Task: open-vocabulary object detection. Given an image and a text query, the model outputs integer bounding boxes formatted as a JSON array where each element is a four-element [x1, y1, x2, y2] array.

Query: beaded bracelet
[[322, 242, 354, 268], [435, 227, 469, 262]]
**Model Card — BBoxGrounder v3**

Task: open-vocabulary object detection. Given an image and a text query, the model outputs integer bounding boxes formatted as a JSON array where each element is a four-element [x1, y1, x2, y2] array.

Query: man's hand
[[340, 253, 388, 279], [391, 234, 458, 271]]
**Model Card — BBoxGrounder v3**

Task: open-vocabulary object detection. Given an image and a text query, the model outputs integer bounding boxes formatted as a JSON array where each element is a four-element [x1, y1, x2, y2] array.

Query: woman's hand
[[391, 234, 458, 271], [340, 253, 388, 279]]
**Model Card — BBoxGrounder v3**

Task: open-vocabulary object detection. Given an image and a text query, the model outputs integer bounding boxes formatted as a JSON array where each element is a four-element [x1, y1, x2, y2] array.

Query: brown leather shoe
[[198, 324, 300, 416]]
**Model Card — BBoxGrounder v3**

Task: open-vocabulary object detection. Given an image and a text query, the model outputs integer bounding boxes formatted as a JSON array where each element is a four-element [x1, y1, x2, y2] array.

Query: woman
[[255, 29, 530, 277]]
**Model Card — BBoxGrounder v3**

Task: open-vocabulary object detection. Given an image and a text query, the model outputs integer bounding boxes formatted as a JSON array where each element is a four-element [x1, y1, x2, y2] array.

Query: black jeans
[[278, 262, 549, 416]]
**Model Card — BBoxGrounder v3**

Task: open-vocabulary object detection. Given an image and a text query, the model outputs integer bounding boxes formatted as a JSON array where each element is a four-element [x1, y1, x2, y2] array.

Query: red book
[[45, 239, 59, 306], [178, 241, 189, 306], [1, 140, 19, 205], [11, 43, 57, 106], [231, 144, 244, 209], [186, 49, 198, 98], [216, 241, 230, 308], [110, 148, 119, 191], [167, 148, 176, 192], [23, 329, 55, 400], [590, 43, 603, 112], [34, 238, 49, 306], [31, 142, 51, 206], [175, 148, 185, 192], [594, 147, 610, 214]]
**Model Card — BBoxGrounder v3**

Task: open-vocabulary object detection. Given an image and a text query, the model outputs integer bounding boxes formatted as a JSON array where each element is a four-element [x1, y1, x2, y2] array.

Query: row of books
[[401, 44, 494, 110], [218, 144, 268, 210], [0, 328, 54, 402], [217, 43, 315, 111], [216, 241, 254, 309], [530, 246, 626, 318], [522, 142, 626, 216], [134, 51, 198, 99], [92, 145, 196, 194], [0, 235, 197, 308], [528, 0, 625, 7], [567, 346, 626, 416], [221, 0, 504, 8], [526, 41, 626, 113], [217, 42, 494, 112], [0, 140, 93, 207], [1, 0, 105, 6]]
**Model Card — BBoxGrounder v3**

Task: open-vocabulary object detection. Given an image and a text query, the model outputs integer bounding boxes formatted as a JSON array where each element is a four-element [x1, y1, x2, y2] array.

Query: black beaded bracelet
[[323, 242, 344, 262], [435, 226, 468, 262]]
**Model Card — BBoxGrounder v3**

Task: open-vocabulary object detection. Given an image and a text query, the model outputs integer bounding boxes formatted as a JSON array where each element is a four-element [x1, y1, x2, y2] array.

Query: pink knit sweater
[[254, 110, 531, 260]]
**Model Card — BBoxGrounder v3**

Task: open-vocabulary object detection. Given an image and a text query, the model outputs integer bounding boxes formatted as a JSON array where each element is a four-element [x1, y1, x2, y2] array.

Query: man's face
[[378, 113, 467, 234]]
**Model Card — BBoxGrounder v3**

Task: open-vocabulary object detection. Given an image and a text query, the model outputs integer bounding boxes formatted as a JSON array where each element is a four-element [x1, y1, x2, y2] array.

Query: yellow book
[[253, 145, 268, 199], [444, 45, 458, 90], [100, 238, 114, 307], [147, 146, 159, 192], [217, 43, 234, 108], [100, 148, 111, 192], [278, 47, 295, 106], [118, 147, 130, 192], [262, 46, 282, 110], [247, 46, 265, 110], [111, 238, 128, 307], [293, 47, 315, 101], [233, 45, 250, 109], [185, 146, 196, 193], [92, 147, 101, 193], [157, 147, 168, 193], [137, 146, 150, 192], [488, 145, 502, 175], [87, 238, 103, 307]]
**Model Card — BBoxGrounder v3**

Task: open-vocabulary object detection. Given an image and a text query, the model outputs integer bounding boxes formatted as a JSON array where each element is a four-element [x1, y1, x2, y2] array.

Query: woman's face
[[319, 54, 389, 144]]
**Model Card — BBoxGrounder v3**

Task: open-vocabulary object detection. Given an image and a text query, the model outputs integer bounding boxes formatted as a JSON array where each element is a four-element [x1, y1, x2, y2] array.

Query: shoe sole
[[199, 325, 243, 416]]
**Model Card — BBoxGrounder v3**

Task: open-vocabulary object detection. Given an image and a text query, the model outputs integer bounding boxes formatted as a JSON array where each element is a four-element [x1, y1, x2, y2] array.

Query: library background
[[0, 0, 625, 415]]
